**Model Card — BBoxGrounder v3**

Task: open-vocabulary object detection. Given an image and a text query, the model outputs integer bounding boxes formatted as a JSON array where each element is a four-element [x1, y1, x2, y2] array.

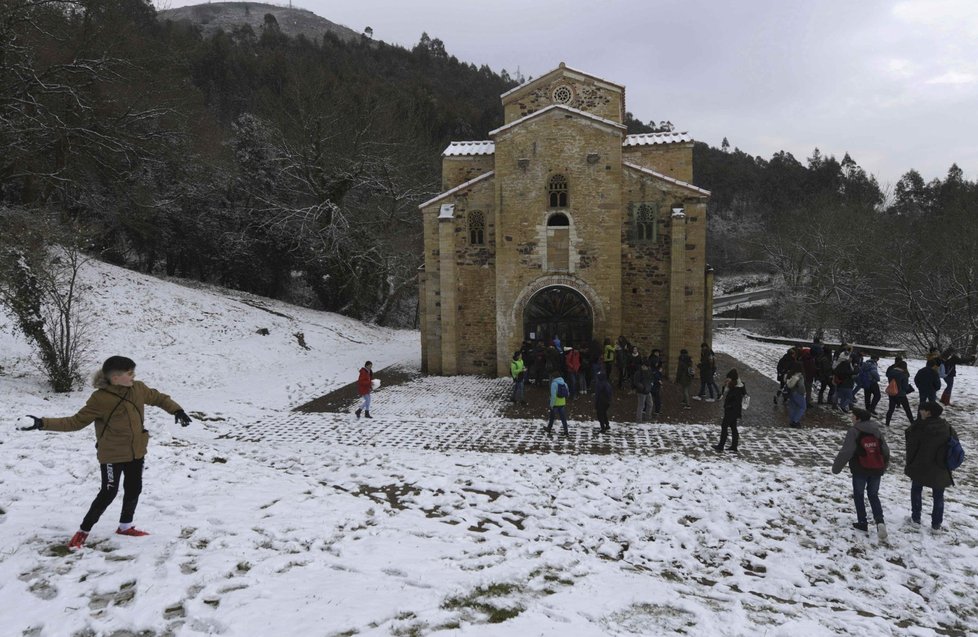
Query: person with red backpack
[[832, 407, 890, 540]]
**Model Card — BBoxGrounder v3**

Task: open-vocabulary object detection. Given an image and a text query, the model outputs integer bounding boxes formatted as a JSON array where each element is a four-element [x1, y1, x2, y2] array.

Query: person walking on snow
[[593, 371, 613, 433], [860, 355, 882, 414], [355, 361, 374, 419], [22, 356, 192, 550], [914, 359, 942, 416], [884, 359, 915, 427], [714, 369, 747, 453], [904, 402, 957, 531], [785, 367, 807, 428], [940, 347, 976, 405], [833, 352, 856, 412], [546, 372, 570, 436], [510, 351, 527, 405], [832, 407, 890, 539]]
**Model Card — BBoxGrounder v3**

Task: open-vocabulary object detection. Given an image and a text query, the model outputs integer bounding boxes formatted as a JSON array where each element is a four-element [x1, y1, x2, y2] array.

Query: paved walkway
[[214, 354, 908, 469]]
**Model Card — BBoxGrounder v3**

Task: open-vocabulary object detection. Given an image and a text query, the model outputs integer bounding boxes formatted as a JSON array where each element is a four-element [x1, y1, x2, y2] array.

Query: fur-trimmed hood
[[91, 369, 111, 389]]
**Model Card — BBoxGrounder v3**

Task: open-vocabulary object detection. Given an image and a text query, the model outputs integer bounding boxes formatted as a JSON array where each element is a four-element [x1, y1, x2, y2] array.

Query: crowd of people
[[508, 336, 733, 436], [773, 338, 975, 429]]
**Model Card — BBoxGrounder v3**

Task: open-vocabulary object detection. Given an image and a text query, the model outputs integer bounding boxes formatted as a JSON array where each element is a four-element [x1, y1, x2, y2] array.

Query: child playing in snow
[[355, 361, 374, 419], [23, 356, 191, 549]]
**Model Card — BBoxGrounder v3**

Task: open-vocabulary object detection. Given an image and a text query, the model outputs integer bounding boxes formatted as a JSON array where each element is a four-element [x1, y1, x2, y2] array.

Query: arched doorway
[[523, 285, 593, 347]]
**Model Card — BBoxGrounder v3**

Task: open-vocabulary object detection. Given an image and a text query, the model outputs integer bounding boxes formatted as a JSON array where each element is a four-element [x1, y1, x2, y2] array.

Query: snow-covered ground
[[1, 262, 977, 636]]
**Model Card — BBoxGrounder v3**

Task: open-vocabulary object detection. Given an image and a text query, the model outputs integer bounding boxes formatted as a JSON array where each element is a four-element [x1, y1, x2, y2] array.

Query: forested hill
[[3, 0, 976, 346], [158, 2, 362, 42]]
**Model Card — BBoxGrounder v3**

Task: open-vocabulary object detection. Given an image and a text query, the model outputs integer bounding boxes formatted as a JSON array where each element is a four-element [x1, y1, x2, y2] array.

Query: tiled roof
[[623, 131, 693, 146], [443, 141, 495, 156], [489, 104, 627, 138], [623, 162, 711, 197], [418, 171, 495, 209]]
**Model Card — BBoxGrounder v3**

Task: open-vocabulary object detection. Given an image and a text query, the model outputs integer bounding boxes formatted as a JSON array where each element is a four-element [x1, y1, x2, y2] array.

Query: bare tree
[[0, 208, 92, 391]]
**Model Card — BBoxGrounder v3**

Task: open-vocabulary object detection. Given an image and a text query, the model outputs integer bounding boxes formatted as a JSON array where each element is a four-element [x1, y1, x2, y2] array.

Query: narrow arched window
[[546, 212, 570, 271], [468, 210, 485, 245], [548, 174, 568, 208], [635, 204, 657, 241]]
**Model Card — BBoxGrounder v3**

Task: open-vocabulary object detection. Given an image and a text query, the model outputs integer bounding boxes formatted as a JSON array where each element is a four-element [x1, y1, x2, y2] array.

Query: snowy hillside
[[1, 262, 977, 636]]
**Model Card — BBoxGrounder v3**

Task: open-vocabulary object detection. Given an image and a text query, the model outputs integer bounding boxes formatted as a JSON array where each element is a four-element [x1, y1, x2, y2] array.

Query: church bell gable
[[501, 62, 625, 125]]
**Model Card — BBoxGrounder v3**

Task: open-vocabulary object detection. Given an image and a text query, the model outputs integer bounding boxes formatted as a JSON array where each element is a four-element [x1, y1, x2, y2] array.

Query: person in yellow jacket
[[23, 356, 191, 550], [510, 351, 527, 404]]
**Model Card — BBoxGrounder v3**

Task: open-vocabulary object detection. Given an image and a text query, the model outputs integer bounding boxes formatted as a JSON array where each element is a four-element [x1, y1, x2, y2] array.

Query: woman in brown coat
[[24, 356, 191, 549]]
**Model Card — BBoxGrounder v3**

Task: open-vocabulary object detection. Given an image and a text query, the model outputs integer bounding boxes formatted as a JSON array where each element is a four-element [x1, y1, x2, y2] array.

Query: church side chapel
[[419, 63, 713, 377]]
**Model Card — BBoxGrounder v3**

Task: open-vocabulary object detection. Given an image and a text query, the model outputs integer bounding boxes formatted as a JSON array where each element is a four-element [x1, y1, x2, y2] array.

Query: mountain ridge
[[158, 1, 363, 42]]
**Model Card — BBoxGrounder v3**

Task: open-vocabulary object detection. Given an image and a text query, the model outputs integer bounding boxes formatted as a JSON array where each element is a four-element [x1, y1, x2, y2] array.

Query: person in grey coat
[[905, 401, 957, 530], [832, 407, 890, 539]]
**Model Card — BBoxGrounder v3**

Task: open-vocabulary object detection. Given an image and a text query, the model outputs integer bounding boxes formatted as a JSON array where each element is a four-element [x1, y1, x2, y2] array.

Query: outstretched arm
[[40, 394, 103, 432]]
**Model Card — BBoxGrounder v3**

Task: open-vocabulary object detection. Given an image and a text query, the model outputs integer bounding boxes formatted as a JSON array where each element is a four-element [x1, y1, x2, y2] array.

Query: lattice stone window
[[468, 210, 485, 245], [635, 203, 657, 242], [548, 174, 568, 208], [552, 85, 573, 104]]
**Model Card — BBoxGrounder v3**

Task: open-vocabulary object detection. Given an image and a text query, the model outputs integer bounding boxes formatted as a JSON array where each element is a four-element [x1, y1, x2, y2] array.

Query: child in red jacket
[[355, 361, 373, 419]]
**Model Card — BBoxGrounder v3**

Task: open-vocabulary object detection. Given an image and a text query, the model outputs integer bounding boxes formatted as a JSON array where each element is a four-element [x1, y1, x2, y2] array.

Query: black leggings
[[81, 458, 144, 532], [885, 396, 914, 427]]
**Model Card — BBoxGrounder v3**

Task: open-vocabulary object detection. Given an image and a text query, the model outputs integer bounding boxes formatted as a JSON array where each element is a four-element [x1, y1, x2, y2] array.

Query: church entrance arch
[[523, 285, 593, 347]]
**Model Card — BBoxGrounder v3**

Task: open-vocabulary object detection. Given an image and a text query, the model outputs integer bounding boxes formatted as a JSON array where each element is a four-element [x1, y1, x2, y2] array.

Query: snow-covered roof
[[500, 63, 625, 100], [443, 141, 495, 156], [418, 171, 495, 210], [623, 131, 693, 147], [489, 104, 626, 138], [438, 204, 456, 219], [623, 162, 711, 197]]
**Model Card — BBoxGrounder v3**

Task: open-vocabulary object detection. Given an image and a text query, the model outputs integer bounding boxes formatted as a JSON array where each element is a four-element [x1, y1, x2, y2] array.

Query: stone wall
[[492, 109, 625, 376], [502, 71, 624, 125], [442, 155, 495, 191], [622, 143, 694, 183]]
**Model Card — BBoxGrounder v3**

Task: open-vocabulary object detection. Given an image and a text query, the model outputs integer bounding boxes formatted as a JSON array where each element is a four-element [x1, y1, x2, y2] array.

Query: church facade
[[419, 63, 713, 378]]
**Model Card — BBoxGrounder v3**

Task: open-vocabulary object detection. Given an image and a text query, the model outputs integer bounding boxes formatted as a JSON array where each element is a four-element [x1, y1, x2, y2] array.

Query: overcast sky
[[159, 0, 978, 188]]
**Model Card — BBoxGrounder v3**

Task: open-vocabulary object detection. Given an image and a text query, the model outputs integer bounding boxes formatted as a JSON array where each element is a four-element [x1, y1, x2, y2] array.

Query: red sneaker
[[67, 531, 89, 550], [116, 527, 150, 537]]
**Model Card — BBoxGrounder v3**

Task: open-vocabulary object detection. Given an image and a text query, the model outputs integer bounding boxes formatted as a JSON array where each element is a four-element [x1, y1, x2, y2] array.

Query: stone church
[[419, 63, 713, 378]]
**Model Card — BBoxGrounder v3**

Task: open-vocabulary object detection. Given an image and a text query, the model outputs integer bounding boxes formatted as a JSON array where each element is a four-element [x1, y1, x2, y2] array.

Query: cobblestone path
[[214, 354, 917, 470]]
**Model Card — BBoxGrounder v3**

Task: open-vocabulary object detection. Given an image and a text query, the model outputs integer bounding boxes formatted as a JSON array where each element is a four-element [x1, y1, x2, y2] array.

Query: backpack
[[857, 367, 871, 389], [856, 433, 886, 471], [946, 436, 965, 471], [556, 383, 569, 399], [885, 378, 899, 397]]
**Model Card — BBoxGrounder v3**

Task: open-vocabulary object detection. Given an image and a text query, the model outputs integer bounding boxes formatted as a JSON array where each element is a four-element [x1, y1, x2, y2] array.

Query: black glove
[[174, 410, 192, 427], [21, 415, 43, 431]]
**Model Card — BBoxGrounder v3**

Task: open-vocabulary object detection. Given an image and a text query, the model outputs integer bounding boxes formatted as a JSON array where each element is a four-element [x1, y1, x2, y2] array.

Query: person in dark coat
[[939, 347, 975, 405], [775, 348, 796, 404], [914, 359, 942, 415], [695, 343, 719, 401], [833, 353, 856, 412], [650, 360, 664, 417], [801, 347, 817, 406], [632, 359, 654, 422], [593, 371, 613, 433], [815, 347, 834, 404], [860, 355, 882, 414], [714, 369, 747, 453], [832, 407, 890, 538], [884, 360, 915, 427], [904, 402, 957, 530]]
